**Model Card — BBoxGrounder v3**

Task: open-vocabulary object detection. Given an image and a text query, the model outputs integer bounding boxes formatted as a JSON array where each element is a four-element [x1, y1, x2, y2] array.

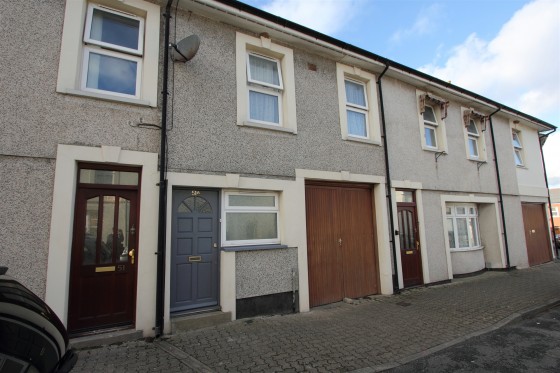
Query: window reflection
[[118, 198, 131, 262], [80, 169, 138, 185], [101, 196, 115, 264], [83, 197, 100, 265]]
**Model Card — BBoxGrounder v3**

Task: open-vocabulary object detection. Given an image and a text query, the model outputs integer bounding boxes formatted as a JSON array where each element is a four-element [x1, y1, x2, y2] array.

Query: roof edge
[[203, 0, 556, 131]]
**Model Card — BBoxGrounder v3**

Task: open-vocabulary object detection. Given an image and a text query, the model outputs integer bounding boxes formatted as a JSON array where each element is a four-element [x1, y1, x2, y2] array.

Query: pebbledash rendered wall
[[0, 0, 160, 300], [380, 73, 548, 280], [1, 0, 553, 337], [161, 7, 393, 324]]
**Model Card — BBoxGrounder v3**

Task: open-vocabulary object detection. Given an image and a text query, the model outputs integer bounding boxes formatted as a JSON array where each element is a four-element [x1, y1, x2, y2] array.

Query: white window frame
[[56, 0, 160, 107], [344, 78, 369, 139], [336, 63, 381, 144], [461, 108, 488, 162], [466, 120, 480, 159], [417, 91, 448, 152], [222, 191, 280, 247], [84, 4, 145, 56], [246, 53, 284, 126], [423, 105, 439, 150], [552, 206, 559, 218], [236, 32, 297, 133], [446, 203, 482, 252], [512, 130, 524, 167], [246, 52, 283, 89], [81, 47, 143, 99]]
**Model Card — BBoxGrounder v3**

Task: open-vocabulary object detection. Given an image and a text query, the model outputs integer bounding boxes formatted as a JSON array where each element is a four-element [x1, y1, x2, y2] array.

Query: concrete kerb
[[352, 297, 560, 373]]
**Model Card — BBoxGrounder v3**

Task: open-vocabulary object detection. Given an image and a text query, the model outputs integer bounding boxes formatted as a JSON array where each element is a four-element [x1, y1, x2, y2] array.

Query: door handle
[[128, 249, 135, 264]]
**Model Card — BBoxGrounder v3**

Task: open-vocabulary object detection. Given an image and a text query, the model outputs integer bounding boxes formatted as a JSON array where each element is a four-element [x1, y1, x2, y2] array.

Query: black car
[[0, 267, 77, 372]]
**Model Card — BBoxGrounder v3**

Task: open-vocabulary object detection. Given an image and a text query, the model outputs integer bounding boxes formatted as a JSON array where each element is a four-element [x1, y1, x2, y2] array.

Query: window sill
[[61, 89, 154, 107], [422, 146, 446, 153], [468, 158, 487, 163], [240, 121, 296, 134], [450, 246, 484, 253], [221, 244, 289, 252], [344, 136, 381, 146]]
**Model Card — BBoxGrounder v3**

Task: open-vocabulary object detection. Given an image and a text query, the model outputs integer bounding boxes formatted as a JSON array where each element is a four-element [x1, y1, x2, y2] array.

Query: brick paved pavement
[[74, 261, 560, 372]]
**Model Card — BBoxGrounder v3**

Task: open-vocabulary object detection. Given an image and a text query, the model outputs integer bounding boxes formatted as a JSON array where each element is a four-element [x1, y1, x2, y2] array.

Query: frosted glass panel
[[226, 212, 277, 241], [229, 195, 275, 207]]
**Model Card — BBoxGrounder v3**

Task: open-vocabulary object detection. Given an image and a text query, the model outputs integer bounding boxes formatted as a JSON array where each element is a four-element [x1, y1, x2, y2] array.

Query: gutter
[[155, 0, 174, 337], [488, 108, 512, 269], [377, 65, 400, 293], [200, 0, 556, 132], [539, 129, 559, 256]]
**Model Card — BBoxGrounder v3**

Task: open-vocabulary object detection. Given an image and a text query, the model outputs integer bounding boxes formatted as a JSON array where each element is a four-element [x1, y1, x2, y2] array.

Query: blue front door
[[171, 189, 219, 312]]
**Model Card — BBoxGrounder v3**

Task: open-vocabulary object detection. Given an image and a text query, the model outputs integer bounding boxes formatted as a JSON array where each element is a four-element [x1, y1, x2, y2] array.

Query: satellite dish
[[171, 34, 201, 62]]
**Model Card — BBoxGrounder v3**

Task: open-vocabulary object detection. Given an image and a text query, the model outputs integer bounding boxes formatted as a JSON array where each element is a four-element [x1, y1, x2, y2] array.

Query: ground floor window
[[446, 203, 481, 250], [223, 191, 279, 246]]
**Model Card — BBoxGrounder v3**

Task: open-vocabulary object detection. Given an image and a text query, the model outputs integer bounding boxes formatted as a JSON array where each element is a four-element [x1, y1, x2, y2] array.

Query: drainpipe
[[538, 129, 559, 257], [155, 0, 174, 337], [488, 108, 512, 268], [376, 64, 399, 293]]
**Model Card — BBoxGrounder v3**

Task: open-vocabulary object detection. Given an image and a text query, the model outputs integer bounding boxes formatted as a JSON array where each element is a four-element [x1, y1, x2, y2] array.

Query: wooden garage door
[[305, 182, 379, 307], [522, 203, 552, 266]]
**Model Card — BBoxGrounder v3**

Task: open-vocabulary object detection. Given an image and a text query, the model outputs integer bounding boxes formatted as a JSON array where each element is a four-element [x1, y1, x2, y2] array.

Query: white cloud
[[419, 0, 560, 122], [390, 4, 443, 43], [260, 0, 362, 35], [419, 0, 560, 185]]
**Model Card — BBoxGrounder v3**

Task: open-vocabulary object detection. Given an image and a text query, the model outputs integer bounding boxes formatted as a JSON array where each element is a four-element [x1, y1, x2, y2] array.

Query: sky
[[242, 0, 560, 188]]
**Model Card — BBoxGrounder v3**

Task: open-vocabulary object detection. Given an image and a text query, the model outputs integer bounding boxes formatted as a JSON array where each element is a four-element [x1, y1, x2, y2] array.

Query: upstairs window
[[417, 92, 448, 152], [82, 5, 144, 98], [246, 53, 283, 125], [446, 204, 481, 251], [512, 130, 524, 166], [423, 105, 439, 149], [344, 79, 369, 138], [466, 120, 480, 158], [84, 6, 144, 54], [236, 32, 297, 133], [552, 206, 559, 218], [336, 63, 381, 144], [462, 108, 488, 161], [57, 0, 159, 106]]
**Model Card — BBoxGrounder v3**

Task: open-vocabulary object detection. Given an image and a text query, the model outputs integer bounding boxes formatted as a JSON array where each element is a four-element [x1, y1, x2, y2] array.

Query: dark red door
[[68, 187, 138, 334], [305, 182, 378, 307], [397, 202, 423, 287]]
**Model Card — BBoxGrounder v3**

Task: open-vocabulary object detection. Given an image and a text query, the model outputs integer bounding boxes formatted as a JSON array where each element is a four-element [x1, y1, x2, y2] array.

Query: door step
[[171, 311, 232, 333], [70, 328, 143, 349]]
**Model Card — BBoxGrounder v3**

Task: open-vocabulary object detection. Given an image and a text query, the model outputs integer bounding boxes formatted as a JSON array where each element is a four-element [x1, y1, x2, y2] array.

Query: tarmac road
[[387, 305, 560, 372]]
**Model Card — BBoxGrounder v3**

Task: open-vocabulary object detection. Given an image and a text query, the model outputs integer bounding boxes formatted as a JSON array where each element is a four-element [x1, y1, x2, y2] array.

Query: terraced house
[[0, 0, 556, 339]]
